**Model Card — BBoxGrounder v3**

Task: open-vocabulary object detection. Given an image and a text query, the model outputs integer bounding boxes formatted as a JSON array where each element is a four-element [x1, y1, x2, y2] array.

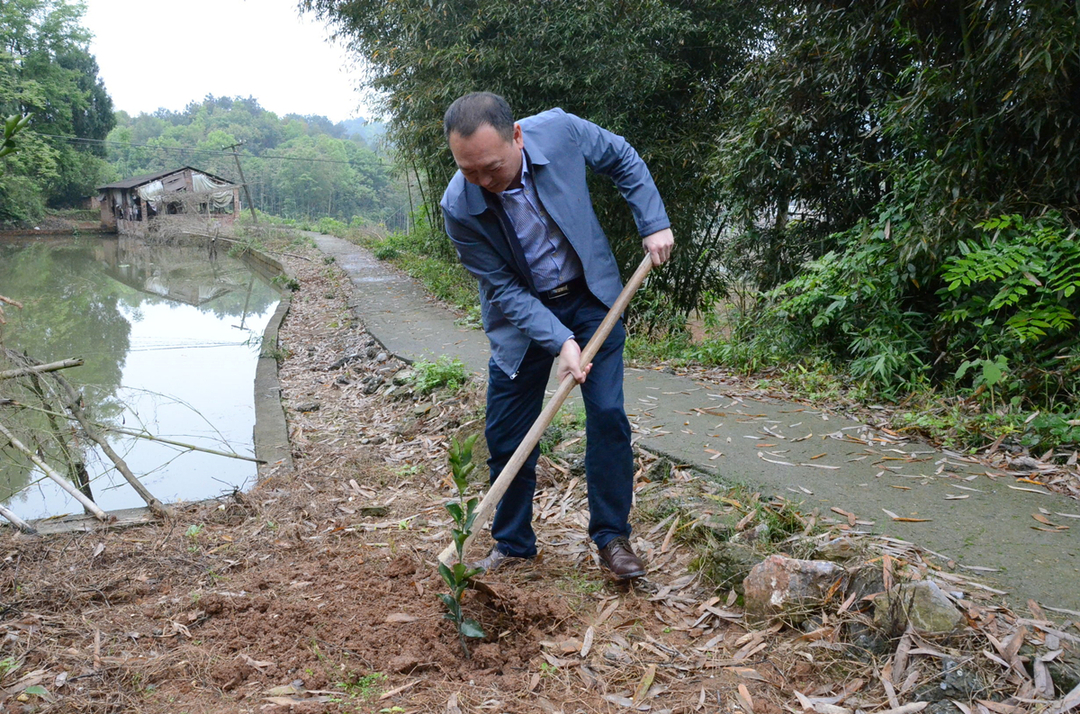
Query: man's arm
[[564, 111, 673, 247]]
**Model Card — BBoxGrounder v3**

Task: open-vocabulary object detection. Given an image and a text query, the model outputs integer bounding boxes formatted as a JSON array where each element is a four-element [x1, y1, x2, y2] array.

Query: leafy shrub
[[936, 212, 1080, 409], [411, 355, 469, 395], [316, 217, 349, 236], [763, 209, 933, 397]]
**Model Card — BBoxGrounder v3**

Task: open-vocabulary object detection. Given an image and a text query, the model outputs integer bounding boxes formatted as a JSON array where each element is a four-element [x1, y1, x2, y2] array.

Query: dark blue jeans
[[485, 289, 634, 558]]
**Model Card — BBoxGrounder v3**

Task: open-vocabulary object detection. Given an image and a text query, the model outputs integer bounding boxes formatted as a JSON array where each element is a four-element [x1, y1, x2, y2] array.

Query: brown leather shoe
[[598, 537, 646, 580], [468, 546, 531, 575]]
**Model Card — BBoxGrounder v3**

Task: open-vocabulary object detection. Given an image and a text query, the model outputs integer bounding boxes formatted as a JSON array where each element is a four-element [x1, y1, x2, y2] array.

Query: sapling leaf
[[460, 433, 477, 460], [438, 593, 461, 618], [438, 562, 456, 589], [445, 501, 464, 523], [460, 619, 485, 639]]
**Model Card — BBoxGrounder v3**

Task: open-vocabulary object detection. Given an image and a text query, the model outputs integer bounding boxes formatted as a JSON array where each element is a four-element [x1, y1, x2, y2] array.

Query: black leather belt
[[539, 276, 586, 301]]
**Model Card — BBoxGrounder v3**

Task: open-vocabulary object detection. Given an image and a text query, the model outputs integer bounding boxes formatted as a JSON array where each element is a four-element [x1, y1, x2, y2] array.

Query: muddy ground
[[1, 240, 1078, 713]]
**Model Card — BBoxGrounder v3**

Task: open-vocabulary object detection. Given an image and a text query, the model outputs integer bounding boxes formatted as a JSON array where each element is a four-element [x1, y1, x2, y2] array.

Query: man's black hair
[[443, 92, 515, 142]]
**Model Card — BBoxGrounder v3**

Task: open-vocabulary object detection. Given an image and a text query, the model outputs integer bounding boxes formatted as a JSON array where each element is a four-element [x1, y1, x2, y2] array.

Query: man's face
[[448, 123, 524, 194]]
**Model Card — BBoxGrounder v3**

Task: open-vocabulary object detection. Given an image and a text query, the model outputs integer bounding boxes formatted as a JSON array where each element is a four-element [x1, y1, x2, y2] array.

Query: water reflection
[[0, 235, 280, 519]]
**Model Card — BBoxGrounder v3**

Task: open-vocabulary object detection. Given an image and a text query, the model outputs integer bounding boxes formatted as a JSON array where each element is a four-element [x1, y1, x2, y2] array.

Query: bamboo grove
[[307, 0, 1080, 442]]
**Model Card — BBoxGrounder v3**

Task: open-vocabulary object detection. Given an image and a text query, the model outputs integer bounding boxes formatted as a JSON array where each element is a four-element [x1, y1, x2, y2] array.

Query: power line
[[32, 132, 396, 170]]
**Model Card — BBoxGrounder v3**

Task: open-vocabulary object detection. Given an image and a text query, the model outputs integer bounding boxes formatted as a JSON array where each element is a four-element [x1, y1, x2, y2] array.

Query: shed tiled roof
[[97, 166, 235, 190]]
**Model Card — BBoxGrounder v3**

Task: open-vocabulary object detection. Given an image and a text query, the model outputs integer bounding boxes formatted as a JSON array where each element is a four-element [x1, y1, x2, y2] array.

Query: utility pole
[[222, 140, 258, 224]]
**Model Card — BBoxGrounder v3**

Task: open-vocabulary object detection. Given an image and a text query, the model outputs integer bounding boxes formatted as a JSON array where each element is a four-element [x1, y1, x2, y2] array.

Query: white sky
[[82, 0, 374, 123]]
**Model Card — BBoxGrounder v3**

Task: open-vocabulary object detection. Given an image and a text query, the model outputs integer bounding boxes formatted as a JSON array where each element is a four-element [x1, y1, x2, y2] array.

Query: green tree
[[105, 95, 403, 224], [717, 0, 1080, 407], [304, 0, 767, 319], [0, 0, 114, 222], [715, 0, 1080, 288]]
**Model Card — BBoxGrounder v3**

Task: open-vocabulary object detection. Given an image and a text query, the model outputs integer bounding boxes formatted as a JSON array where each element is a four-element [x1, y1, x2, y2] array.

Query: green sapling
[[438, 434, 485, 657]]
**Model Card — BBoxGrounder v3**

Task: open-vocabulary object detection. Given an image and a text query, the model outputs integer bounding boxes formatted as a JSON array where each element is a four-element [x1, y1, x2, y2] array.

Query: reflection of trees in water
[[0, 240, 133, 505], [0, 235, 278, 509]]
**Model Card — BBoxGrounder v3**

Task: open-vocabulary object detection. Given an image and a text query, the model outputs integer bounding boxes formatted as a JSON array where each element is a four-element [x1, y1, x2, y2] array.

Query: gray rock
[[697, 542, 760, 594], [294, 402, 320, 413], [846, 563, 886, 610], [873, 580, 963, 636], [327, 353, 362, 370], [699, 511, 741, 540], [1009, 455, 1041, 471], [376, 351, 389, 363], [845, 620, 891, 662], [914, 658, 986, 703], [816, 536, 859, 561], [602, 643, 633, 665], [732, 522, 770, 545], [742, 554, 846, 623], [1021, 642, 1080, 694], [798, 614, 824, 633]]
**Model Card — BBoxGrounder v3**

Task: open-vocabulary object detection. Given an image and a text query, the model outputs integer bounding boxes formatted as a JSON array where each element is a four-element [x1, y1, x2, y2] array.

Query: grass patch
[[410, 355, 469, 395], [539, 405, 587, 456], [624, 328, 694, 366], [634, 464, 826, 599]]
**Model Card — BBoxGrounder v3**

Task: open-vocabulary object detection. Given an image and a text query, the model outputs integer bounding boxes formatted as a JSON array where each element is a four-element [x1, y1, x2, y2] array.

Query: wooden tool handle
[[439, 254, 655, 566]]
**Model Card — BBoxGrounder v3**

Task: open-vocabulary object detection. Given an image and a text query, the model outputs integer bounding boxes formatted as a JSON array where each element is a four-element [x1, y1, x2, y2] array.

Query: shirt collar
[[503, 150, 530, 196]]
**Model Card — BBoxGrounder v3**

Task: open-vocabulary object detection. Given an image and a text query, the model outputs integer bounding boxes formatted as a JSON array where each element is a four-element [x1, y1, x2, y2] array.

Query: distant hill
[[338, 117, 386, 146], [105, 96, 407, 223]]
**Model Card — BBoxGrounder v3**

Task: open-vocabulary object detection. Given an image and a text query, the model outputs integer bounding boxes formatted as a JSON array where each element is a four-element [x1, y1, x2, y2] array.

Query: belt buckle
[[547, 283, 570, 299]]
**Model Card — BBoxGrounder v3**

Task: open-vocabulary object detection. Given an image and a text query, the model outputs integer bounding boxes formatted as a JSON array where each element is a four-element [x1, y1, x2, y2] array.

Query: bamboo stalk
[[0, 420, 109, 521], [49, 372, 171, 518], [0, 503, 36, 534], [0, 401, 263, 464], [438, 255, 655, 566], [26, 370, 95, 515], [101, 425, 265, 464], [0, 358, 83, 381]]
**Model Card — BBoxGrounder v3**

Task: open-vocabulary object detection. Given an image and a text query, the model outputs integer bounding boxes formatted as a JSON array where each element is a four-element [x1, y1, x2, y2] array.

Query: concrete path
[[313, 233, 1080, 613]]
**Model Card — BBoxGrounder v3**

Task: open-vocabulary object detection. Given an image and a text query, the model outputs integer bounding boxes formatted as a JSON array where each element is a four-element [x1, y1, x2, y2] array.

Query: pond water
[[0, 234, 280, 521]]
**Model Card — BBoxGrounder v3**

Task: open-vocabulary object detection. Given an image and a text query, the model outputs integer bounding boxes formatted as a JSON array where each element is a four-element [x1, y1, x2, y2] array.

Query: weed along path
[[313, 232, 1080, 615], [4, 233, 1080, 712]]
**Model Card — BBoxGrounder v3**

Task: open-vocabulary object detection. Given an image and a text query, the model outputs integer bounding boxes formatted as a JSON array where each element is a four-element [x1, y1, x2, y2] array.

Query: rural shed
[[98, 167, 242, 237]]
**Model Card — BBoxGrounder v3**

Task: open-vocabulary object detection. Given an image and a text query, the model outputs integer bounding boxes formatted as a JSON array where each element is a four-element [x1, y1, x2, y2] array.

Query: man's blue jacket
[[440, 108, 670, 378]]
